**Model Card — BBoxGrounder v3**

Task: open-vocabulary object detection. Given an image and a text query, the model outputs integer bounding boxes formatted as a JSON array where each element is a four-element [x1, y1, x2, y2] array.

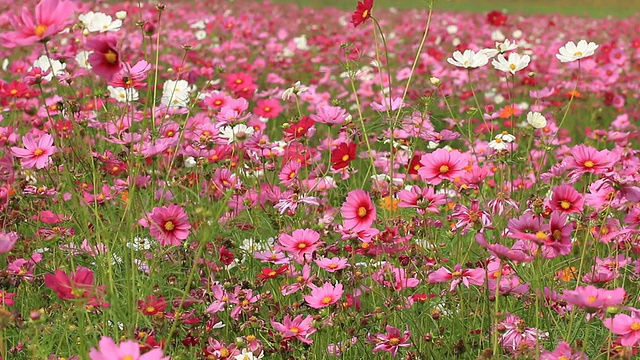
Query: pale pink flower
[[276, 228, 323, 263], [271, 314, 316, 344], [315, 257, 350, 272], [604, 313, 640, 346], [428, 264, 485, 292], [418, 149, 468, 185], [11, 132, 56, 169], [89, 336, 169, 360], [368, 325, 412, 357], [1, 0, 74, 47]]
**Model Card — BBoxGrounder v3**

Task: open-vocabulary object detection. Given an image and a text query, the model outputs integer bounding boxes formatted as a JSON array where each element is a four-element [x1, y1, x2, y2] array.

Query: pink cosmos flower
[[253, 98, 282, 118], [498, 313, 548, 353], [277, 228, 323, 263], [89, 336, 169, 360], [86, 35, 122, 80], [310, 105, 349, 124], [397, 185, 446, 214], [1, 0, 74, 47], [148, 204, 191, 246], [562, 285, 625, 311], [271, 314, 317, 344], [368, 325, 412, 357], [549, 185, 584, 214], [11, 132, 56, 169], [418, 148, 468, 185], [315, 257, 350, 272], [604, 313, 640, 346], [304, 282, 344, 309], [341, 189, 376, 232], [44, 266, 109, 308], [564, 144, 615, 180], [428, 264, 485, 292], [0, 231, 18, 253], [109, 60, 151, 89], [371, 263, 420, 291]]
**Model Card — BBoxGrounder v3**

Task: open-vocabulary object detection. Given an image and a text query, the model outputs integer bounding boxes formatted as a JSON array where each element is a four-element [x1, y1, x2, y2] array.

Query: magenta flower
[[44, 266, 109, 308], [276, 228, 323, 263], [271, 314, 317, 344], [341, 189, 376, 232], [418, 148, 468, 185], [0, 231, 18, 253], [1, 0, 74, 47], [368, 325, 412, 357], [253, 98, 282, 118], [11, 132, 56, 169], [371, 263, 420, 291], [565, 144, 615, 179], [304, 282, 344, 309], [604, 313, 640, 346], [148, 204, 191, 246], [89, 336, 169, 360], [549, 185, 584, 214], [562, 285, 625, 311], [428, 264, 485, 292], [86, 35, 122, 80]]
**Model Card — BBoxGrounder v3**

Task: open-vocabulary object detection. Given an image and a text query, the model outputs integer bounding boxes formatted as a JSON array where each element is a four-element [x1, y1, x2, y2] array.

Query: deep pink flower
[[371, 264, 420, 291], [271, 314, 317, 344], [86, 35, 123, 80], [253, 98, 282, 118], [341, 189, 376, 232], [109, 60, 151, 89], [562, 285, 625, 310], [1, 0, 74, 47], [0, 291, 17, 306], [304, 282, 344, 309], [368, 325, 412, 357], [11, 132, 56, 169], [604, 313, 640, 346], [44, 266, 109, 308], [498, 313, 547, 353], [539, 211, 573, 259], [418, 149, 468, 185], [428, 264, 485, 292], [148, 204, 191, 246], [549, 185, 584, 214], [89, 336, 169, 360]]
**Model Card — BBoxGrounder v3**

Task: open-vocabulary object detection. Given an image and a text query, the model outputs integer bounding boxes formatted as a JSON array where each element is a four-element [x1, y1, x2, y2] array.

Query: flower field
[[1, 0, 640, 359]]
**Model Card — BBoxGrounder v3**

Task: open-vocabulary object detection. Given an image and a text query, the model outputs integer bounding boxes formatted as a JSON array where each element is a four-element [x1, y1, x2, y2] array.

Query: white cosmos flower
[[447, 50, 489, 69], [492, 53, 530, 74], [108, 86, 139, 103], [32, 55, 66, 81], [556, 40, 598, 63], [75, 51, 92, 69], [218, 124, 255, 144], [481, 39, 518, 59], [526, 111, 547, 129], [79, 11, 122, 33], [281, 81, 308, 100], [161, 80, 191, 107], [489, 132, 516, 151]]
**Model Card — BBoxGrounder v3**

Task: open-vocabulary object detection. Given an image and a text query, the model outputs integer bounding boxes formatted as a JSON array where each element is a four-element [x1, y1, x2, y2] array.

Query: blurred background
[[269, 0, 636, 18]]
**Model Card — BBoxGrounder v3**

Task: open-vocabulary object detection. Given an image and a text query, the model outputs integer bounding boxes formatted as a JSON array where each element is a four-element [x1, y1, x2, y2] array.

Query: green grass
[[270, 0, 638, 18]]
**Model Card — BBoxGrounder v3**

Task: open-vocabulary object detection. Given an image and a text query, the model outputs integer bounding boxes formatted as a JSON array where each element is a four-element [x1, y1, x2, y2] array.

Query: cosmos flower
[[1, 0, 74, 47], [447, 50, 489, 69], [86, 35, 122, 80], [89, 336, 169, 360], [148, 204, 191, 246], [492, 53, 530, 74], [11, 132, 56, 169], [556, 40, 599, 62], [304, 282, 344, 309], [341, 189, 376, 232], [351, 0, 373, 28]]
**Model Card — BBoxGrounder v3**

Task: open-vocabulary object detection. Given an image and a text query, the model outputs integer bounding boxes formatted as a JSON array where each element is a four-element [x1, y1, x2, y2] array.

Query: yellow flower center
[[122, 356, 134, 360], [587, 295, 596, 303], [104, 50, 118, 65], [439, 165, 450, 173], [328, 264, 338, 269], [297, 243, 307, 249], [560, 200, 571, 210], [10, 89, 17, 95], [34, 24, 47, 37], [357, 206, 367, 217], [573, 51, 583, 57], [219, 348, 230, 357], [322, 296, 332, 304], [535, 231, 547, 241], [33, 148, 44, 156], [584, 160, 594, 168], [146, 306, 155, 313], [362, 9, 369, 18], [341, 154, 350, 161], [164, 221, 175, 231], [389, 337, 400, 346], [632, 322, 640, 331], [288, 171, 297, 179], [290, 327, 300, 334], [509, 64, 516, 70], [264, 107, 271, 112]]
